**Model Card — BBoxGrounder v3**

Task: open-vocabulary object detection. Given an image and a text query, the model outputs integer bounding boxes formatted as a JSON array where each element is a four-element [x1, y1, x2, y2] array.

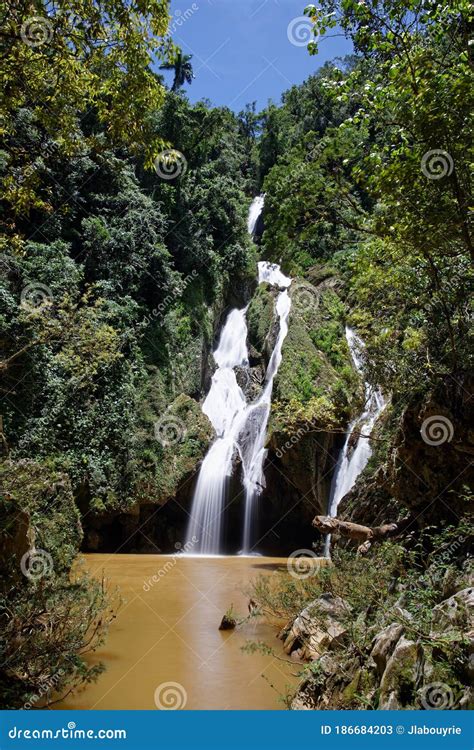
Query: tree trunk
[[313, 515, 413, 544]]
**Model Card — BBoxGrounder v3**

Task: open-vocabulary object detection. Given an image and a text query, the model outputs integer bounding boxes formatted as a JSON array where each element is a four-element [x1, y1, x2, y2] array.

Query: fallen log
[[312, 515, 413, 543]]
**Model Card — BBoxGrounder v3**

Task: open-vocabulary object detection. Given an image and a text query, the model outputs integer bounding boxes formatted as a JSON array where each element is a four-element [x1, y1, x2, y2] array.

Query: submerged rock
[[218, 607, 237, 630]]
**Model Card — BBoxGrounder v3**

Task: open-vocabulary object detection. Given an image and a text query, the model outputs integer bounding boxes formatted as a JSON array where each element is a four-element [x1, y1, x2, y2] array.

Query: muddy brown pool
[[58, 554, 297, 710]]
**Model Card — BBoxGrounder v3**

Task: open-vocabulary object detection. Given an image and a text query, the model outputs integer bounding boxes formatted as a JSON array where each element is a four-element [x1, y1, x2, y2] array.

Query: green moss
[[342, 669, 361, 702], [246, 284, 276, 353], [132, 393, 214, 505], [274, 276, 357, 417]]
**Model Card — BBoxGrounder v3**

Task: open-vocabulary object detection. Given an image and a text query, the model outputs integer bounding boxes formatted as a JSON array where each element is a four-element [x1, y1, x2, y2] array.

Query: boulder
[[432, 587, 474, 632], [0, 508, 34, 568], [282, 593, 351, 660], [218, 612, 236, 631], [370, 623, 404, 676], [379, 636, 422, 709]]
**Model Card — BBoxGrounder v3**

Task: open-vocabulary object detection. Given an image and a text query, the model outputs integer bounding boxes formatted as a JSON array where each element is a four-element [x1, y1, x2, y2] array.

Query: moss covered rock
[[0, 459, 82, 574], [274, 275, 357, 414], [262, 268, 361, 518], [246, 283, 278, 360], [132, 393, 214, 506]]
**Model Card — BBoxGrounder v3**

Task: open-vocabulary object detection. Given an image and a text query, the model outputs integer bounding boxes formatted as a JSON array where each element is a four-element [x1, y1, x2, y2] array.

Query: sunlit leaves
[[1, 0, 174, 214]]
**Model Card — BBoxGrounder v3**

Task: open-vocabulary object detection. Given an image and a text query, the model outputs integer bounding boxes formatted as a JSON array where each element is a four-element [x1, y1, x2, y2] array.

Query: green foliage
[[309, 290, 348, 370], [132, 393, 214, 506], [1, 0, 174, 213], [0, 460, 82, 571], [0, 571, 114, 709], [260, 0, 472, 396], [246, 285, 277, 353], [1, 89, 254, 513], [272, 277, 357, 436], [0, 461, 115, 708]]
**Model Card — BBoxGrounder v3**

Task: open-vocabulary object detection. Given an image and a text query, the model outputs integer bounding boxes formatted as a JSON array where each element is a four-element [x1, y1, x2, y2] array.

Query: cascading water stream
[[185, 196, 292, 555], [239, 262, 291, 554], [247, 194, 265, 235], [324, 327, 385, 556], [184, 308, 249, 554]]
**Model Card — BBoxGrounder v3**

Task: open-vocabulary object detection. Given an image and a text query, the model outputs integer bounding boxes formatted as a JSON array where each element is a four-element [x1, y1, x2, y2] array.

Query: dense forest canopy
[[0, 0, 472, 710]]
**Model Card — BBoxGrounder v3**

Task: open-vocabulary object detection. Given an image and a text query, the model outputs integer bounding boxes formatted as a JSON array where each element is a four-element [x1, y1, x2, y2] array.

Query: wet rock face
[[253, 206, 265, 242], [339, 373, 473, 531], [266, 429, 339, 520], [235, 363, 265, 403], [246, 283, 279, 365]]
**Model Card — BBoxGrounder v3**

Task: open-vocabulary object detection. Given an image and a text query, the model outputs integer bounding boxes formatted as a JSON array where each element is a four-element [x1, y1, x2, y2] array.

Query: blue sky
[[162, 0, 352, 111]]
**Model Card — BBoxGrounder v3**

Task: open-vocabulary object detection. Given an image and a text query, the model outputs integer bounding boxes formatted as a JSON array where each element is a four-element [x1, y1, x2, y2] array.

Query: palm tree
[[160, 52, 194, 92]]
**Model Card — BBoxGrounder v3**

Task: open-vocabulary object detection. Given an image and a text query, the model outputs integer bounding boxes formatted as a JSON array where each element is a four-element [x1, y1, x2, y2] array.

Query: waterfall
[[184, 308, 249, 555], [247, 195, 265, 236], [240, 262, 291, 554], [185, 197, 291, 555], [324, 327, 385, 555]]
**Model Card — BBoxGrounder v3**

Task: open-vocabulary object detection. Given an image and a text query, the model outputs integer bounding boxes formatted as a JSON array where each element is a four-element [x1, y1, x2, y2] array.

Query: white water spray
[[247, 195, 265, 235], [184, 309, 249, 554], [185, 197, 292, 555], [240, 262, 291, 554], [324, 327, 385, 555]]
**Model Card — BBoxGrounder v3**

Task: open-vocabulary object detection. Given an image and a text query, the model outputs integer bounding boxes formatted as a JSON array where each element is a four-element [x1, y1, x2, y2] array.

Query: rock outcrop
[[263, 269, 361, 521], [338, 374, 474, 531], [281, 593, 351, 661], [0, 460, 82, 575], [289, 585, 473, 710]]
